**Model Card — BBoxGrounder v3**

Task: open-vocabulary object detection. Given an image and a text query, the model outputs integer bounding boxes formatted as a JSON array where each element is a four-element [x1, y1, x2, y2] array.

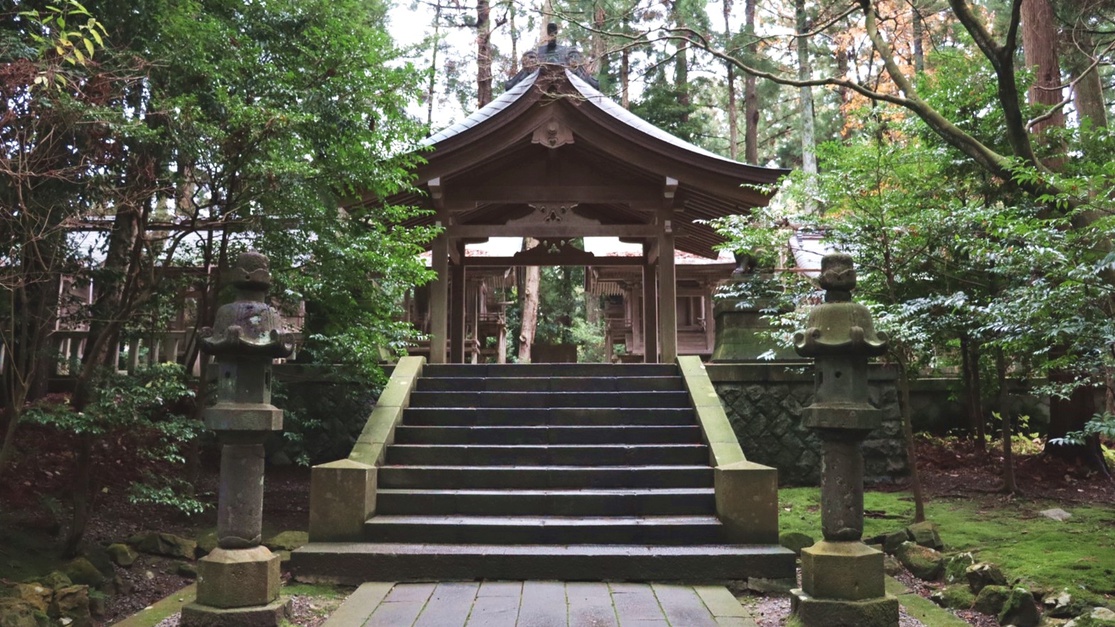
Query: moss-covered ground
[[779, 487, 1115, 605]]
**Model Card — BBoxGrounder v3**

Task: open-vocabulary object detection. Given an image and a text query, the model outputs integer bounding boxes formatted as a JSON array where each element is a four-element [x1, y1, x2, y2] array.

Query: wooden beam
[[663, 176, 678, 209], [444, 185, 657, 207], [462, 254, 647, 267], [447, 224, 658, 239], [427, 177, 444, 211]]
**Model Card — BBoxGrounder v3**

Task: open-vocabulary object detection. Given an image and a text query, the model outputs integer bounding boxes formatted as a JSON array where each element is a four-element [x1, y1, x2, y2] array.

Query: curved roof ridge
[[422, 70, 540, 147], [565, 69, 781, 172]]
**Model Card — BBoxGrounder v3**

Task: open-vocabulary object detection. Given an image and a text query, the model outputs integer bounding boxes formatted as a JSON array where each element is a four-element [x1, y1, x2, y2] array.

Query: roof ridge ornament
[[505, 22, 600, 90]]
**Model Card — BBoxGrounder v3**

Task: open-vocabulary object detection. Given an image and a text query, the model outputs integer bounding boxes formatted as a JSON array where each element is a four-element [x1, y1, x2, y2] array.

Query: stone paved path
[[322, 581, 759, 627]]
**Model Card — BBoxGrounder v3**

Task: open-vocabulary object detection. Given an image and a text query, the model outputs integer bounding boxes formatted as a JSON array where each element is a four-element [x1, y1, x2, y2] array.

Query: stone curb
[[113, 583, 197, 627], [885, 576, 970, 627]]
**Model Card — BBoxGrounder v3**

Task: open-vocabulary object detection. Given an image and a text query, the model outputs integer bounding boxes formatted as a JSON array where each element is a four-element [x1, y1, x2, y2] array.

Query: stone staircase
[[292, 361, 794, 583]]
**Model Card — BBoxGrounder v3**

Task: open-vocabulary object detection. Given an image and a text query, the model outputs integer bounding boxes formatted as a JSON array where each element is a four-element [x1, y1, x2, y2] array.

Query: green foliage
[[271, 377, 379, 466], [1051, 412, 1115, 464], [24, 363, 206, 515]]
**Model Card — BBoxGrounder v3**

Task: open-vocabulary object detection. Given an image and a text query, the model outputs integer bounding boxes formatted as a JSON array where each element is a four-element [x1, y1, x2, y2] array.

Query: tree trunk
[[723, 0, 738, 160], [674, 3, 690, 129], [1021, 0, 1064, 143], [477, 0, 492, 108], [897, 357, 926, 522], [427, 1, 443, 126], [744, 0, 758, 163], [796, 0, 818, 213], [961, 335, 986, 451], [912, 0, 925, 73], [1064, 31, 1108, 129], [593, 2, 606, 76], [996, 349, 1017, 494], [621, 36, 630, 109], [518, 238, 541, 363]]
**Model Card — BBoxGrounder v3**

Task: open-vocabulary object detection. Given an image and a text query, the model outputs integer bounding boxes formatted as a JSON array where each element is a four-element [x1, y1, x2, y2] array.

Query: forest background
[[2, 0, 1114, 554]]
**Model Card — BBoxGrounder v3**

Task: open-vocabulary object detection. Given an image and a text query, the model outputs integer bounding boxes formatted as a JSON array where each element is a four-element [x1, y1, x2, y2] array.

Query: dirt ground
[[1, 429, 1111, 625]]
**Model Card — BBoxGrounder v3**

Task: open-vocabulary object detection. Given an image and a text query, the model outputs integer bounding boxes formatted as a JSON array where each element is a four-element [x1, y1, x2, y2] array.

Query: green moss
[[779, 488, 1115, 606], [281, 583, 352, 599]]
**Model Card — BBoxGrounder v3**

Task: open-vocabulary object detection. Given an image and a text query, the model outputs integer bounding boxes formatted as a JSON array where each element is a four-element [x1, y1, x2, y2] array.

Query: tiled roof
[[422, 72, 539, 146]]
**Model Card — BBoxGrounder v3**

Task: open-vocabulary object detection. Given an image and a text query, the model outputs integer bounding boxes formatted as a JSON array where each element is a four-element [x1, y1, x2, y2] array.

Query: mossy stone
[[965, 562, 1007, 594], [177, 562, 197, 579], [48, 585, 91, 627], [906, 521, 944, 550], [35, 572, 71, 590], [62, 558, 104, 588], [943, 552, 975, 584], [973, 584, 1011, 615], [895, 541, 944, 581], [779, 531, 815, 556], [130, 532, 196, 559], [0, 598, 51, 627], [105, 543, 137, 568], [263, 530, 309, 552], [930, 584, 975, 610], [196, 530, 219, 557], [999, 587, 1039, 627], [883, 530, 910, 555]]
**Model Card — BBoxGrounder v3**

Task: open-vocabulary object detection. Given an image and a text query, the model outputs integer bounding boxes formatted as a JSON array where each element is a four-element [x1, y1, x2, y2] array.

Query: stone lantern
[[789, 253, 898, 627], [181, 251, 292, 626]]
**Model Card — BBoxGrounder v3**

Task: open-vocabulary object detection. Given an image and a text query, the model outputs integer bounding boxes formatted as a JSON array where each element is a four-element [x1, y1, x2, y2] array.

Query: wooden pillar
[[703, 287, 716, 354], [642, 264, 658, 363], [429, 232, 449, 364], [450, 243, 466, 363], [658, 215, 678, 363]]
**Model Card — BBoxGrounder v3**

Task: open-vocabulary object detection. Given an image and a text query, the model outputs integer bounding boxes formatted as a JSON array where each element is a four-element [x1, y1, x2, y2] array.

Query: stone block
[[181, 598, 290, 627], [801, 405, 883, 431], [790, 588, 899, 627], [714, 461, 778, 543], [800, 541, 885, 601], [203, 405, 283, 432], [196, 547, 280, 609], [308, 459, 376, 541]]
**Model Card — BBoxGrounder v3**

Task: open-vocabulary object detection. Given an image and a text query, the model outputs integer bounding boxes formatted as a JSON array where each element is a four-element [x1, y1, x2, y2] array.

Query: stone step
[[377, 465, 715, 490], [385, 444, 710, 466], [421, 363, 679, 378], [392, 425, 703, 445], [363, 515, 727, 545], [415, 376, 684, 392], [292, 542, 796, 583], [407, 390, 692, 409], [376, 488, 716, 516], [402, 407, 697, 426]]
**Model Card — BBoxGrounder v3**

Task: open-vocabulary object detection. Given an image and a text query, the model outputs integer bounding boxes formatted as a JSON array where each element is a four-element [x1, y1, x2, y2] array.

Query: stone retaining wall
[[707, 362, 907, 485]]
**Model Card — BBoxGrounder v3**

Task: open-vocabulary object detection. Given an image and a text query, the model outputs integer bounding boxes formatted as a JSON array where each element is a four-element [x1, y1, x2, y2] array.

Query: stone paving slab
[[323, 581, 759, 627]]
